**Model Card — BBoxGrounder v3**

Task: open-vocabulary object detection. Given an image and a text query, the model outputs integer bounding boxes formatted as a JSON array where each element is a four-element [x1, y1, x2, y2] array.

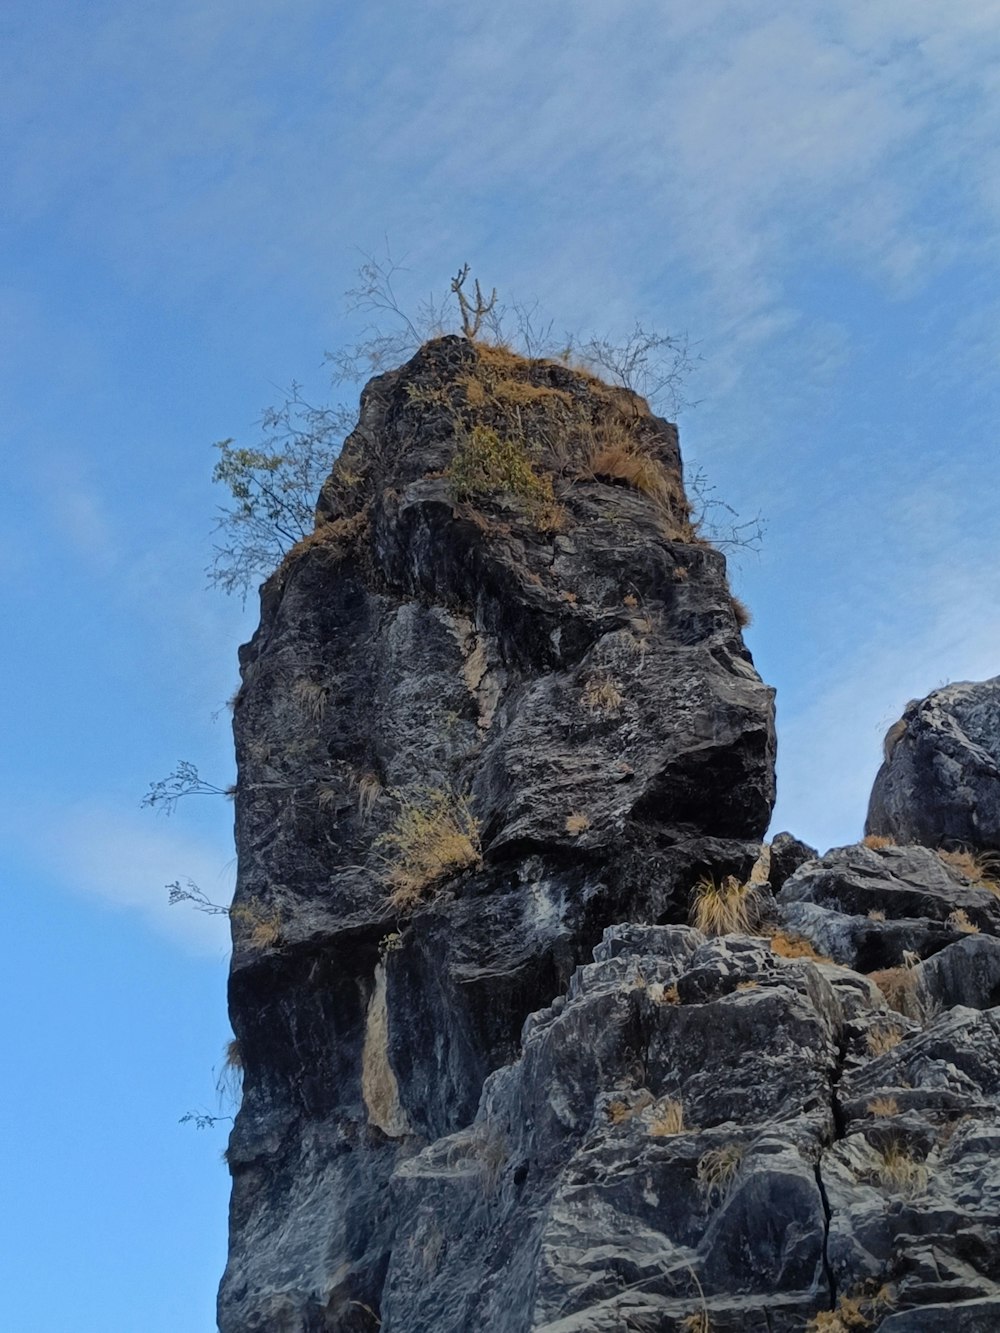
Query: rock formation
[[218, 337, 1000, 1332], [867, 678, 1000, 851]]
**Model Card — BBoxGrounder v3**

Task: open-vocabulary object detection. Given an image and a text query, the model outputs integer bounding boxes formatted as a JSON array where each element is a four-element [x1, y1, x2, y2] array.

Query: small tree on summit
[[450, 264, 497, 339], [206, 254, 756, 603], [208, 391, 354, 601]]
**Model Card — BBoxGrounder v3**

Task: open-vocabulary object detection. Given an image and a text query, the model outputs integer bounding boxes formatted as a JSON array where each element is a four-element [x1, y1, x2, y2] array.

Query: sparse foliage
[[143, 761, 234, 815], [207, 252, 763, 597], [379, 788, 482, 910], [451, 263, 497, 339], [167, 877, 230, 914], [208, 391, 354, 601], [575, 322, 697, 413]]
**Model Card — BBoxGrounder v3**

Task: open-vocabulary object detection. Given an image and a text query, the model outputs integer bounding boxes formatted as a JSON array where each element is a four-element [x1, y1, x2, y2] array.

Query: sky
[[3, 2, 1000, 1328]]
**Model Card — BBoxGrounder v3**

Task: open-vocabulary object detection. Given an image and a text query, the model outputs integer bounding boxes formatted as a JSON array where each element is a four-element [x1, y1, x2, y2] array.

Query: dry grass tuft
[[648, 1097, 688, 1137], [869, 966, 922, 1018], [224, 1038, 243, 1070], [582, 672, 624, 713], [230, 897, 283, 950], [690, 875, 762, 936], [379, 789, 481, 910], [317, 786, 339, 811], [867, 909, 886, 922], [866, 1096, 900, 1117], [768, 929, 832, 963], [606, 1090, 653, 1125], [867, 1138, 928, 1198], [730, 596, 752, 629], [681, 1312, 711, 1333], [649, 981, 681, 1005], [862, 834, 896, 850], [807, 1286, 895, 1333], [564, 811, 591, 836], [292, 678, 328, 721], [697, 1143, 745, 1205], [865, 1023, 905, 1057], [948, 907, 980, 933], [356, 772, 383, 821], [938, 847, 1000, 896]]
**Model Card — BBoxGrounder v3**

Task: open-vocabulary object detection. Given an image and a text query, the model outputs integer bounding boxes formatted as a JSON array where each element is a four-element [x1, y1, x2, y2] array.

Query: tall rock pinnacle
[[218, 335, 776, 1331]]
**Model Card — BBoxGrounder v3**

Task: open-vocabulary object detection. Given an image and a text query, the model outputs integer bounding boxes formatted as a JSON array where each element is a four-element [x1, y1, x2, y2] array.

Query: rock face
[[218, 336, 1000, 1332], [867, 678, 1000, 851], [219, 337, 775, 1331]]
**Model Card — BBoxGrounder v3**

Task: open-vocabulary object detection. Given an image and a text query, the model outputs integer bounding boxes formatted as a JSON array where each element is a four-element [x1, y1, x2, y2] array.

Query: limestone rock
[[217, 334, 1000, 1332], [867, 677, 1000, 850], [219, 338, 776, 1331], [776, 842, 1000, 970]]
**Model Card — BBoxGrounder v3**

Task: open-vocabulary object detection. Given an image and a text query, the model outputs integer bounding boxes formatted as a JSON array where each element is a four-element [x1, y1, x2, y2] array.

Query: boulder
[[867, 677, 1000, 851], [776, 842, 1000, 970]]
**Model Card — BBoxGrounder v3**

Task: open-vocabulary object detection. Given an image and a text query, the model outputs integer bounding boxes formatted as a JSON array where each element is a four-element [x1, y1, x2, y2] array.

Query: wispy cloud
[[6, 3, 1000, 332], [11, 800, 235, 956]]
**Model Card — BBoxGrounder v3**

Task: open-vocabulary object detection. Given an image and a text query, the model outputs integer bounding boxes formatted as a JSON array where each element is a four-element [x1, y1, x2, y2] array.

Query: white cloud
[[13, 800, 235, 956]]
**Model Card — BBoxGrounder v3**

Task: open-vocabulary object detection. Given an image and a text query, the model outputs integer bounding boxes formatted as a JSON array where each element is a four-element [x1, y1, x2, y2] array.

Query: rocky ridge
[[218, 337, 1000, 1332]]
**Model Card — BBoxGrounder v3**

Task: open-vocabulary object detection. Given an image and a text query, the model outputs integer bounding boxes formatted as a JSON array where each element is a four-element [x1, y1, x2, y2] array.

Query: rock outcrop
[[218, 337, 1000, 1332], [867, 678, 1000, 851], [219, 337, 775, 1331]]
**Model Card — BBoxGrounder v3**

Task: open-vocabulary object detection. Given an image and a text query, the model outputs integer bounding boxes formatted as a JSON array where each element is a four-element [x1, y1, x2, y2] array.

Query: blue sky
[[4, 2, 1000, 1328]]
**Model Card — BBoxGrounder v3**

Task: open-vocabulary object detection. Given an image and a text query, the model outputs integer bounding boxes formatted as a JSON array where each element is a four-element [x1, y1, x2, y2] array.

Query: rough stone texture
[[219, 338, 776, 1332], [768, 830, 818, 894], [867, 677, 1000, 851], [218, 336, 1000, 1333], [382, 928, 837, 1333], [776, 842, 1000, 971]]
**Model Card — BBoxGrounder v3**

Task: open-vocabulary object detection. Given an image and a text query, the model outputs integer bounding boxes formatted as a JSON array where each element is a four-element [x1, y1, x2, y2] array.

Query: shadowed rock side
[[867, 677, 1000, 852], [381, 925, 1000, 1332], [218, 337, 776, 1332]]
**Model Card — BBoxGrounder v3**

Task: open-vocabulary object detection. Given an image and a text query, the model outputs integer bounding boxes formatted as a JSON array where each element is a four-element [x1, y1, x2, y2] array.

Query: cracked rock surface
[[217, 338, 1000, 1332], [219, 338, 775, 1332]]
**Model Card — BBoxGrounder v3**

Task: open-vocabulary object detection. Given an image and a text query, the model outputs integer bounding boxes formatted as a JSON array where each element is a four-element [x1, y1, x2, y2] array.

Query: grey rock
[[381, 929, 837, 1333], [867, 676, 1000, 850], [878, 1299, 1000, 1332], [768, 830, 818, 893], [218, 335, 1000, 1332], [219, 339, 776, 1332], [777, 843, 1000, 970], [919, 934, 1000, 1011]]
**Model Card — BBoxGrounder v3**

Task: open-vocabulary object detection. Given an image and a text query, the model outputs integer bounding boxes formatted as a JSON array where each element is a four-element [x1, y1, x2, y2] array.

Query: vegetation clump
[[697, 1142, 745, 1205], [446, 424, 563, 528], [937, 847, 1000, 896], [379, 788, 482, 910], [230, 897, 283, 950], [690, 874, 762, 936], [865, 1137, 928, 1198], [648, 1097, 688, 1136]]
